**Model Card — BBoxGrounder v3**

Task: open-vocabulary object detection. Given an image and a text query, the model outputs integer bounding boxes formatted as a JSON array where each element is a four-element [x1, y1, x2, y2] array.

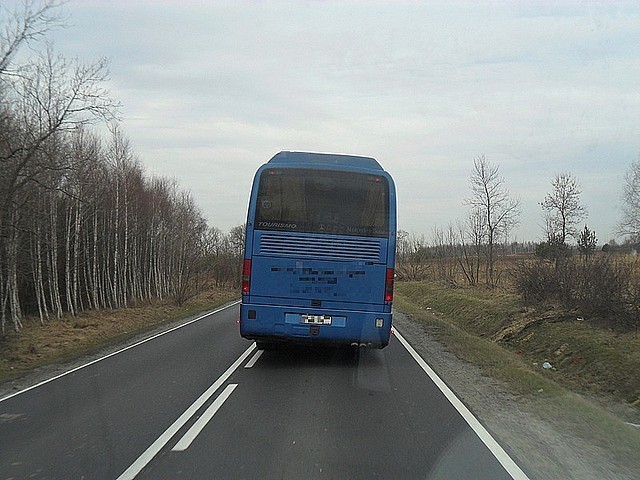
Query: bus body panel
[[239, 304, 392, 348], [248, 230, 390, 307], [241, 151, 396, 349]]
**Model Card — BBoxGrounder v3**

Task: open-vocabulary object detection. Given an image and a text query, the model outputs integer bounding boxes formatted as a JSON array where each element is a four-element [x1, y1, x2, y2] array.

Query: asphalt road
[[0, 302, 529, 480]]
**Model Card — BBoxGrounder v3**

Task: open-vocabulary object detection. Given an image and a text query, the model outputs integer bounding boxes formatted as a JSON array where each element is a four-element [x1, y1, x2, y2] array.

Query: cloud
[[31, 0, 640, 241]]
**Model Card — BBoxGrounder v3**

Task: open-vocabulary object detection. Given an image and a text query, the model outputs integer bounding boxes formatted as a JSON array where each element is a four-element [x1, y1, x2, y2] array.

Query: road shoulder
[[393, 310, 639, 480]]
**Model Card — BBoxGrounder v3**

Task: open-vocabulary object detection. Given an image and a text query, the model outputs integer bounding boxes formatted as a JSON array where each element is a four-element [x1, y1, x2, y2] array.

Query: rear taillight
[[242, 259, 252, 294], [385, 268, 395, 302]]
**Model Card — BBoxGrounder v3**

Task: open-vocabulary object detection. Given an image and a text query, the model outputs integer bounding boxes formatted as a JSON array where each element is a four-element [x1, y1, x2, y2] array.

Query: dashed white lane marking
[[244, 349, 264, 368], [116, 342, 255, 480], [172, 384, 238, 452]]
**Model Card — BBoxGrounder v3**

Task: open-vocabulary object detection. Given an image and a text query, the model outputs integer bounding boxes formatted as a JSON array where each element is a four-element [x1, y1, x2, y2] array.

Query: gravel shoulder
[[393, 310, 640, 480]]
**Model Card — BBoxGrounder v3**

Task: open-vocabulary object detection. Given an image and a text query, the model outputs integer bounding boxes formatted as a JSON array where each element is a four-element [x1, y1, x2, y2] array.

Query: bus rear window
[[255, 169, 389, 237]]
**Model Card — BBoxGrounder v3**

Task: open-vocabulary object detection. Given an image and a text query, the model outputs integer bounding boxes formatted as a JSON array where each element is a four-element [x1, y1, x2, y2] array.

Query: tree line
[[5, 2, 640, 334], [397, 155, 524, 287], [397, 154, 640, 330], [0, 2, 243, 334]]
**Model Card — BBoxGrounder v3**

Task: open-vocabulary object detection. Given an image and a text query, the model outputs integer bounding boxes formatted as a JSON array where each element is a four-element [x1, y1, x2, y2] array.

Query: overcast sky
[[11, 0, 640, 243]]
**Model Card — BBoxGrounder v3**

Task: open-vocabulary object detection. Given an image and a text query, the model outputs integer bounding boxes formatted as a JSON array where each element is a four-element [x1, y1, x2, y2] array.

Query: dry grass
[[401, 251, 640, 289], [0, 287, 238, 384], [395, 280, 640, 461], [396, 281, 640, 406]]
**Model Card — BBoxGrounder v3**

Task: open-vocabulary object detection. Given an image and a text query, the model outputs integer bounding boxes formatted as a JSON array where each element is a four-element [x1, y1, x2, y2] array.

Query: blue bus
[[240, 151, 397, 349]]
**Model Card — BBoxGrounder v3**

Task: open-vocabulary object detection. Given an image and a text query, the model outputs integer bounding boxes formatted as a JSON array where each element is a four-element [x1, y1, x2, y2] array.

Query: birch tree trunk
[[0, 260, 6, 335], [64, 202, 75, 316], [31, 221, 49, 324], [72, 195, 81, 313], [6, 209, 23, 332], [121, 181, 129, 308], [112, 170, 120, 309], [92, 205, 100, 309], [48, 193, 63, 318]]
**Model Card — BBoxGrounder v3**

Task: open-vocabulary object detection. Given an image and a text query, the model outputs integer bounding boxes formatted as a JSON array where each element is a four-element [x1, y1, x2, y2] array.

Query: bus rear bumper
[[240, 303, 392, 349]]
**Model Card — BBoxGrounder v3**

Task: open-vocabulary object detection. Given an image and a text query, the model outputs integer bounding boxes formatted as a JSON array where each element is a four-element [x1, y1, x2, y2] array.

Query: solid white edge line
[[244, 349, 264, 368], [0, 300, 241, 403], [172, 383, 238, 452], [393, 328, 530, 480], [116, 343, 256, 480]]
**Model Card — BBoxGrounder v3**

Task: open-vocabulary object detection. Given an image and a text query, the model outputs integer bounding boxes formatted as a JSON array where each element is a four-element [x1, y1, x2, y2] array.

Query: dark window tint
[[255, 169, 389, 237]]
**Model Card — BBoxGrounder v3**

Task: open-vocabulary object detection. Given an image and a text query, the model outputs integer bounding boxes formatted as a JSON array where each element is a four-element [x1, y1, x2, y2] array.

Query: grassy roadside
[[0, 288, 238, 385], [395, 281, 640, 461]]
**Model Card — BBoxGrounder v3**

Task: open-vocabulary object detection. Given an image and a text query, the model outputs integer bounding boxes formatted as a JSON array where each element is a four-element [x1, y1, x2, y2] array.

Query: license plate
[[301, 314, 332, 325]]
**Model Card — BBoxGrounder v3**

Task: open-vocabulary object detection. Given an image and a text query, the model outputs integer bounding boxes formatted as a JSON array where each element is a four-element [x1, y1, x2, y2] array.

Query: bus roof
[[267, 151, 383, 171]]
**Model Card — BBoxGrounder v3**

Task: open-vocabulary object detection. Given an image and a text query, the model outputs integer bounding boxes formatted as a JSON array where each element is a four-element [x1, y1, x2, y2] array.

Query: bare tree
[[430, 226, 454, 284], [540, 172, 586, 244], [0, 0, 66, 76], [226, 225, 246, 287], [456, 210, 484, 286], [1, 0, 66, 332], [0, 0, 120, 331], [0, 3, 235, 334], [0, 52, 116, 330], [618, 159, 640, 241], [396, 231, 429, 281], [168, 191, 208, 305], [464, 155, 520, 288]]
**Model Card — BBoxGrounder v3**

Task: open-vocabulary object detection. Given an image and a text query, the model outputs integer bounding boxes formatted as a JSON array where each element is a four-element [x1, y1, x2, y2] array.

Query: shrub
[[514, 254, 636, 327], [513, 258, 557, 304]]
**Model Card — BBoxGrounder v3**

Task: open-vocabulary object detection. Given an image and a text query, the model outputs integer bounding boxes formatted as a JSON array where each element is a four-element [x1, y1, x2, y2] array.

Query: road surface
[[0, 302, 529, 479]]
